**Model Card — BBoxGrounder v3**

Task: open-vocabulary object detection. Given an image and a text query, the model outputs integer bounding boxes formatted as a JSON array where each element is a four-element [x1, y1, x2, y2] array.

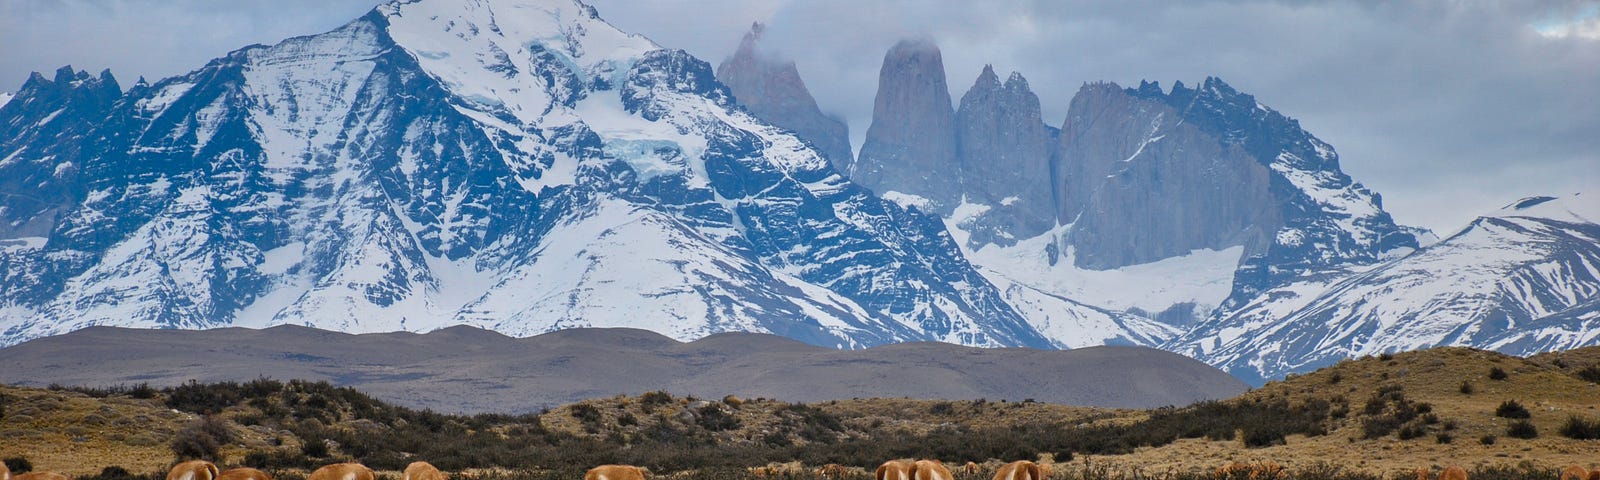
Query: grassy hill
[[2, 347, 1598, 480]]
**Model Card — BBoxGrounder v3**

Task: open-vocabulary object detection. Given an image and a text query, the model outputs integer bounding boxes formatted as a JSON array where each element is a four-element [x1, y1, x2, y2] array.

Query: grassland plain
[[2, 347, 1598, 480]]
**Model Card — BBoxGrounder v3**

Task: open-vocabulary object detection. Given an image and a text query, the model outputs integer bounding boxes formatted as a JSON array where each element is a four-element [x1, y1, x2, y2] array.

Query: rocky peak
[[716, 22, 852, 171], [1004, 71, 1030, 92], [0, 65, 124, 240], [853, 38, 960, 212], [13, 66, 121, 111], [1054, 77, 1417, 308], [953, 67, 1054, 246]]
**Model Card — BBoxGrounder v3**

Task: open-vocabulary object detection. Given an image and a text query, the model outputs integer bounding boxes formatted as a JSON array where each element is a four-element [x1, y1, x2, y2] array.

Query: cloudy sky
[[2, 0, 1596, 234]]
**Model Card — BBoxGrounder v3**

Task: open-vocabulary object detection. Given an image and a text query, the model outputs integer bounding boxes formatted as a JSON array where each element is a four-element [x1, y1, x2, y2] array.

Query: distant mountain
[[848, 39, 964, 214], [2, 0, 1595, 387], [0, 0, 1053, 350], [715, 23, 852, 171], [1169, 193, 1600, 384], [840, 39, 1420, 331], [0, 325, 1250, 412]]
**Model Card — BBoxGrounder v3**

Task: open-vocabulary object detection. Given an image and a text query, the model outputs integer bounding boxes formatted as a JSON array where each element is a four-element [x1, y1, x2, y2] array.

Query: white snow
[[573, 92, 707, 182], [951, 215, 1243, 317], [1272, 151, 1385, 246], [381, 0, 655, 128], [940, 197, 1238, 346], [0, 236, 46, 253], [1173, 191, 1600, 381], [258, 242, 305, 275], [882, 191, 934, 211], [134, 81, 194, 117], [1491, 193, 1599, 225], [987, 273, 1179, 348]]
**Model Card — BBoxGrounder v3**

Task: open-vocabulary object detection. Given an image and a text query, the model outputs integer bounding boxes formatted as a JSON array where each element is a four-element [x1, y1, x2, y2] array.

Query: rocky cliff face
[[0, 67, 121, 240], [852, 39, 960, 212], [715, 23, 852, 171], [1062, 80, 1280, 270], [1053, 82, 1160, 224], [952, 66, 1056, 247]]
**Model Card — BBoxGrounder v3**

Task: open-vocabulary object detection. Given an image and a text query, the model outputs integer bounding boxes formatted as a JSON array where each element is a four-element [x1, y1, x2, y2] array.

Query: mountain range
[[0, 0, 1594, 385]]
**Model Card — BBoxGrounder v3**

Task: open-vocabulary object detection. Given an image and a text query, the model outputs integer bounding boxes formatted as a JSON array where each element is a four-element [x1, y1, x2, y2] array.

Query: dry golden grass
[[0, 385, 279, 476], [0, 385, 184, 475], [1100, 347, 1600, 475], [3, 346, 1599, 478]]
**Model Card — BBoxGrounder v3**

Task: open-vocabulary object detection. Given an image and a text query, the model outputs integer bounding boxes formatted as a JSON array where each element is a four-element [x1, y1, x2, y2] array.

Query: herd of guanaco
[[1, 458, 1592, 480]]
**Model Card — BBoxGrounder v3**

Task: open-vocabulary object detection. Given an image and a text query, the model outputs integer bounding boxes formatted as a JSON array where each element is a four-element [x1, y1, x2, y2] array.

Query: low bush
[[1505, 420, 1538, 439], [3, 458, 33, 474], [171, 415, 235, 461], [1577, 366, 1600, 384], [1495, 400, 1531, 419], [1559, 415, 1600, 440]]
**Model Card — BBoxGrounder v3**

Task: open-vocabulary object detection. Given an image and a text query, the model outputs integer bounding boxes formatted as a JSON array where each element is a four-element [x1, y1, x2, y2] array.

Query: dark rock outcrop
[[853, 39, 960, 212], [953, 67, 1056, 246]]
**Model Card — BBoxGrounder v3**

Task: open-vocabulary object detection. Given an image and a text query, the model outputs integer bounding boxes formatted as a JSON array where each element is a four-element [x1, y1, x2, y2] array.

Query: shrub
[[166, 380, 245, 414], [570, 404, 603, 424], [695, 404, 741, 431], [1459, 381, 1474, 395], [640, 391, 674, 407], [929, 402, 955, 415], [3, 458, 33, 474], [1505, 420, 1538, 439], [1435, 433, 1453, 444], [1397, 424, 1428, 440], [1479, 434, 1497, 445], [1577, 366, 1600, 384], [171, 415, 234, 461], [1489, 367, 1509, 380], [300, 437, 330, 459], [1559, 415, 1600, 440], [1494, 400, 1530, 419]]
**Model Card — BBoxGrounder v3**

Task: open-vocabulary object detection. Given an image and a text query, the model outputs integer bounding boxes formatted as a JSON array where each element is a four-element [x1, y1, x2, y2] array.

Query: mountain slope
[[1171, 193, 1600, 384], [715, 23, 852, 171], [0, 0, 1052, 349]]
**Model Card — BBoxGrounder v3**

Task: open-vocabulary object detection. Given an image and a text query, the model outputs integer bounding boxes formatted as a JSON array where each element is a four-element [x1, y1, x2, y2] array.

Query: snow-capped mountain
[[3, 0, 1596, 384], [841, 42, 1423, 331], [0, 0, 1058, 349], [1169, 193, 1600, 384]]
